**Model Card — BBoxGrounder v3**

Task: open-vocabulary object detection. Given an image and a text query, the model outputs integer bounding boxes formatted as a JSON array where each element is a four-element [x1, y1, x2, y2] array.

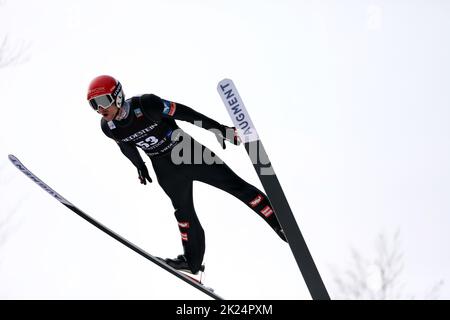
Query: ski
[[217, 79, 330, 300], [8, 154, 223, 300]]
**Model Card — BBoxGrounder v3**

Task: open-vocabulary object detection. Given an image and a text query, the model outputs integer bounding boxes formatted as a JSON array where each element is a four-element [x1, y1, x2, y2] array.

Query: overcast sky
[[1, 0, 449, 299]]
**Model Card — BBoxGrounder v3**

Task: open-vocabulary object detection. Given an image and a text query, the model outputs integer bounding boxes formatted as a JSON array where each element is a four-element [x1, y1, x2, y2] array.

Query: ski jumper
[[101, 94, 285, 273]]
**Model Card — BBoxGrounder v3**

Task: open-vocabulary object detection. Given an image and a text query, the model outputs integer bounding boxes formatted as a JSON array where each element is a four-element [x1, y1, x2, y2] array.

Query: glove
[[137, 164, 152, 185], [215, 125, 242, 149]]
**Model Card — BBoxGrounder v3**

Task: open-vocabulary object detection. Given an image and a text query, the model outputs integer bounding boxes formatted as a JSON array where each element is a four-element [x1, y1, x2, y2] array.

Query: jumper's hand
[[137, 164, 152, 185], [215, 126, 242, 149]]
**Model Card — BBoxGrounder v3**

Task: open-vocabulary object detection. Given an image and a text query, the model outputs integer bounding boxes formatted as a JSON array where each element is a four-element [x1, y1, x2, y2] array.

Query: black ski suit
[[100, 94, 285, 273]]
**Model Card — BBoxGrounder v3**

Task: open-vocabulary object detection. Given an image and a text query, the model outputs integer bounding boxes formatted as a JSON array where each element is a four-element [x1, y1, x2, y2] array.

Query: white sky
[[1, 0, 449, 299]]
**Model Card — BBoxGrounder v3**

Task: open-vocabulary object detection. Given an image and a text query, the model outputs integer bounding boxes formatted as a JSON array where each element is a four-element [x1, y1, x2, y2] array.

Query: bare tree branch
[[0, 1, 30, 68], [425, 280, 445, 300], [0, 35, 30, 68], [332, 230, 444, 300], [0, 1, 29, 271]]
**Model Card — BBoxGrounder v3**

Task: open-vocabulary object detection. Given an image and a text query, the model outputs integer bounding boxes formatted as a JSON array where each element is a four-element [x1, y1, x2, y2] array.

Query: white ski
[[8, 154, 222, 300], [217, 79, 330, 300]]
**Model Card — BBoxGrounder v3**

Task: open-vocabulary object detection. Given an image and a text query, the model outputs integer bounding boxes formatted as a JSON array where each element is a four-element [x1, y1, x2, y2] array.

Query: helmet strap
[[114, 100, 130, 121]]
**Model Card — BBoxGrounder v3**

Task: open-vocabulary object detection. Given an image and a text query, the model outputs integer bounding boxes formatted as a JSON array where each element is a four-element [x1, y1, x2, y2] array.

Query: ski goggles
[[89, 94, 114, 111]]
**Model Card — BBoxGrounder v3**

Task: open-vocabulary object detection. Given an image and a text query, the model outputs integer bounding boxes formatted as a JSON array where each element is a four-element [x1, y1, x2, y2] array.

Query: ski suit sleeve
[[139, 94, 224, 131], [100, 119, 146, 169]]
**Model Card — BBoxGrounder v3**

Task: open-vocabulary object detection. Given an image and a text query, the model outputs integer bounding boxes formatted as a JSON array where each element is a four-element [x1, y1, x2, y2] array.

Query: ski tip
[[8, 154, 17, 161], [217, 78, 233, 90]]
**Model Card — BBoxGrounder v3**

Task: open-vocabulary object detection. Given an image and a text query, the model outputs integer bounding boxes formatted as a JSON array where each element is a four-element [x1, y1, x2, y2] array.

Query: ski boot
[[161, 254, 205, 283], [163, 254, 205, 275]]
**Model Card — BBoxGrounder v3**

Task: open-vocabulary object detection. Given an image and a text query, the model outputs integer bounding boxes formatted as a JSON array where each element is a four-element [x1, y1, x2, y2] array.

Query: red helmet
[[87, 75, 124, 110]]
